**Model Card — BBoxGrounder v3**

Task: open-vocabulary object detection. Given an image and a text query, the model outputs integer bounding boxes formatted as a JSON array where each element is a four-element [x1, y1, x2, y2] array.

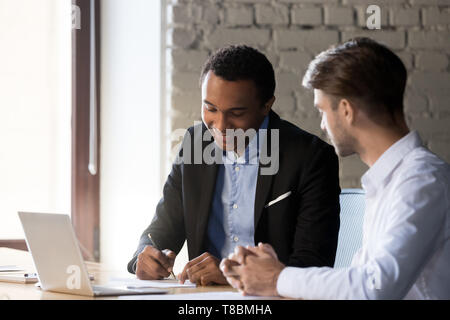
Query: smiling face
[[201, 71, 273, 151], [314, 89, 356, 157]]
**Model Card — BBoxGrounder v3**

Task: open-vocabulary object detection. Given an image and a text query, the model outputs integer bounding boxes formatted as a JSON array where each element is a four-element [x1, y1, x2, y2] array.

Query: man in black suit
[[127, 45, 340, 285]]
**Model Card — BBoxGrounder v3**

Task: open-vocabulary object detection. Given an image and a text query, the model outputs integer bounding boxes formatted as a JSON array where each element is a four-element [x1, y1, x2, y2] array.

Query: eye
[[230, 111, 245, 117], [204, 104, 216, 112]]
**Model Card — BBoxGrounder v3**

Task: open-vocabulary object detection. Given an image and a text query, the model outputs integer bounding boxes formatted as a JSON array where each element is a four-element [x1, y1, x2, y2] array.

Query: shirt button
[[233, 236, 239, 242], [233, 203, 238, 209], [235, 166, 240, 172]]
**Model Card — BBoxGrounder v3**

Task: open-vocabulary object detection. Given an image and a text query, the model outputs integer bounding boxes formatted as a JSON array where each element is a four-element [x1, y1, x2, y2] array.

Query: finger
[[200, 273, 212, 286], [149, 247, 173, 272], [187, 263, 207, 284], [137, 253, 169, 279], [220, 259, 240, 277], [199, 272, 214, 286], [233, 246, 252, 265], [179, 253, 210, 283], [187, 255, 214, 275], [226, 276, 242, 289], [246, 243, 276, 259], [161, 249, 176, 271], [258, 242, 278, 259]]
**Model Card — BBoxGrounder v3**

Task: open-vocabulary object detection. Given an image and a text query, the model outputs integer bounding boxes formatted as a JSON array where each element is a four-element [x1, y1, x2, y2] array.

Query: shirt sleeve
[[277, 171, 448, 300]]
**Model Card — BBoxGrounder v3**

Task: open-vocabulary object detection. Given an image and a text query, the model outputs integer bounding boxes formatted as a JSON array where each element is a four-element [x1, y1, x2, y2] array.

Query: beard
[[327, 128, 356, 158]]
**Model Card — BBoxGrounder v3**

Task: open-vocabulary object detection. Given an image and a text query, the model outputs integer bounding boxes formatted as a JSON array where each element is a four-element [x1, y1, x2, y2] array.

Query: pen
[[147, 233, 177, 280]]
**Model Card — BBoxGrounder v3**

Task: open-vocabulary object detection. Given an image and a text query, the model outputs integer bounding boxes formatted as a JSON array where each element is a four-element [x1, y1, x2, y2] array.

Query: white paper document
[[0, 265, 24, 272], [118, 291, 278, 300], [108, 276, 196, 289]]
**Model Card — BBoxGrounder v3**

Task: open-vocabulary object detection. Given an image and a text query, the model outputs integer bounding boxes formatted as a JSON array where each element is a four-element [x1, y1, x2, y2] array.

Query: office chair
[[334, 188, 365, 268]]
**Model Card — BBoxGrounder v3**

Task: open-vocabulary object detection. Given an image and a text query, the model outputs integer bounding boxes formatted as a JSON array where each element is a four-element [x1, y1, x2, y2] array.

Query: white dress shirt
[[277, 131, 450, 299]]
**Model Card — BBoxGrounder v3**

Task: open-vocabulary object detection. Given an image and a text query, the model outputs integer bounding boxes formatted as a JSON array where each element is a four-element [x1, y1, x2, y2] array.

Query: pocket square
[[264, 191, 292, 208]]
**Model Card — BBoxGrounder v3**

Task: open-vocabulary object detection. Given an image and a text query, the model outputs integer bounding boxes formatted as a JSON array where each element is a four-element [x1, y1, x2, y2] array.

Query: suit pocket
[[264, 191, 292, 208]]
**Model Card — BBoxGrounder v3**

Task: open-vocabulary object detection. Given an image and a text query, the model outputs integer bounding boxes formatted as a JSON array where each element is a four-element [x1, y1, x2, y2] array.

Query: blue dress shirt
[[206, 115, 269, 259]]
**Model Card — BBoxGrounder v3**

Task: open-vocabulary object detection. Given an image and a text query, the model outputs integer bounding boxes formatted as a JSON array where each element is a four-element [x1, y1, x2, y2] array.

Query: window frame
[[71, 0, 101, 261]]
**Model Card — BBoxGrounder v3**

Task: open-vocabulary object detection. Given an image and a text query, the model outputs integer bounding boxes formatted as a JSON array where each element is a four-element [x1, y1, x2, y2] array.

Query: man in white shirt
[[220, 37, 450, 299]]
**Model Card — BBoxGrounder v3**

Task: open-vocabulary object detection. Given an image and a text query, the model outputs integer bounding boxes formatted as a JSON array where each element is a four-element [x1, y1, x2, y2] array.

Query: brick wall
[[164, 0, 450, 188]]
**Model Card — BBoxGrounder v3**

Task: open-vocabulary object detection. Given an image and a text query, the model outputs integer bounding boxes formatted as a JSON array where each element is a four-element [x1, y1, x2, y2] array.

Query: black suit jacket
[[127, 111, 340, 273]]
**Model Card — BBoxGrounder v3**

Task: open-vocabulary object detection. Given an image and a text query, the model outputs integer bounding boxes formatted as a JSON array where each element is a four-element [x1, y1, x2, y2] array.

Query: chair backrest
[[334, 188, 365, 268]]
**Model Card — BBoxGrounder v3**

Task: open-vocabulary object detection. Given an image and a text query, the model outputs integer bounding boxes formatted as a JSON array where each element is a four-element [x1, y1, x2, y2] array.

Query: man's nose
[[215, 113, 229, 134]]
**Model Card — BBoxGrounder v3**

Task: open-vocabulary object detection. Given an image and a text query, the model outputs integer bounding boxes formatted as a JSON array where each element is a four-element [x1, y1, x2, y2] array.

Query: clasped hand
[[219, 242, 285, 296]]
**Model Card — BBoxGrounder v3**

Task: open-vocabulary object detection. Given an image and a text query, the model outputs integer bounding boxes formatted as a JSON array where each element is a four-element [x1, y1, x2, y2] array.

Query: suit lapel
[[254, 111, 280, 229], [254, 167, 274, 229], [194, 125, 219, 256]]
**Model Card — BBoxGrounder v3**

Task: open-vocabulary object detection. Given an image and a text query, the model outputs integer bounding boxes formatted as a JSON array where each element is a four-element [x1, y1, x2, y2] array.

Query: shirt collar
[[223, 114, 269, 165], [361, 131, 423, 195]]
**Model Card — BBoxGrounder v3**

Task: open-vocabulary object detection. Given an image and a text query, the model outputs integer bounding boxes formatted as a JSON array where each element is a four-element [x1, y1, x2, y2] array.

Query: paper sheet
[[108, 276, 196, 289], [118, 291, 278, 300], [0, 265, 24, 272]]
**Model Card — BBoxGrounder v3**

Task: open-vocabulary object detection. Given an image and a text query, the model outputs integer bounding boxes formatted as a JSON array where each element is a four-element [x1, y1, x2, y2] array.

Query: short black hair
[[200, 45, 276, 104], [303, 37, 407, 124]]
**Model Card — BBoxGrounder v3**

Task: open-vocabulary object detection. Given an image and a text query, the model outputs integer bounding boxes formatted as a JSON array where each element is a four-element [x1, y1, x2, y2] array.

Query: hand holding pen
[[147, 234, 177, 279], [134, 233, 177, 280]]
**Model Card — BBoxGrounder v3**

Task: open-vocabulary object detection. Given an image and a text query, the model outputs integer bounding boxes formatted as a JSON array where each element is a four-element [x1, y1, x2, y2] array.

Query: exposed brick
[[408, 31, 450, 50], [166, 0, 450, 189], [171, 71, 202, 91], [428, 92, 450, 116], [279, 0, 338, 3], [225, 6, 253, 26], [255, 4, 289, 26], [202, 5, 221, 24], [415, 52, 449, 71], [279, 51, 312, 73], [224, 0, 270, 3], [409, 117, 450, 142], [404, 89, 428, 114], [275, 30, 339, 52], [409, 71, 450, 97], [339, 155, 368, 181], [295, 89, 315, 115], [171, 49, 209, 72], [395, 51, 414, 70], [273, 94, 296, 116], [343, 0, 407, 4], [291, 6, 322, 26], [167, 4, 192, 25], [275, 72, 301, 94], [390, 8, 420, 27], [422, 7, 450, 26], [171, 91, 202, 115], [167, 28, 197, 48], [206, 28, 271, 48], [324, 6, 354, 26], [428, 141, 450, 164], [410, 0, 450, 4]]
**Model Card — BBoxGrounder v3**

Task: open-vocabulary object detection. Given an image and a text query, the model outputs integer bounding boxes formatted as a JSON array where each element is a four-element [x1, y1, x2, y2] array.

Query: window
[[99, 0, 162, 270], [0, 0, 72, 241]]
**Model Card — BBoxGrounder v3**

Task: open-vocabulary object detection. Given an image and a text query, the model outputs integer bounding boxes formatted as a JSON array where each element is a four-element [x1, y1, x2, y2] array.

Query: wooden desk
[[0, 247, 238, 300]]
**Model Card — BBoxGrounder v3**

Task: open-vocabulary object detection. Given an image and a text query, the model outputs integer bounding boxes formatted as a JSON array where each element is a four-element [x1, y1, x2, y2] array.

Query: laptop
[[18, 211, 167, 297]]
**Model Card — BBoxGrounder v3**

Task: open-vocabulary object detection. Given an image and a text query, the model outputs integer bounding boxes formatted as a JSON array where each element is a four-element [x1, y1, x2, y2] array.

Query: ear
[[340, 98, 355, 125], [263, 96, 275, 116]]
